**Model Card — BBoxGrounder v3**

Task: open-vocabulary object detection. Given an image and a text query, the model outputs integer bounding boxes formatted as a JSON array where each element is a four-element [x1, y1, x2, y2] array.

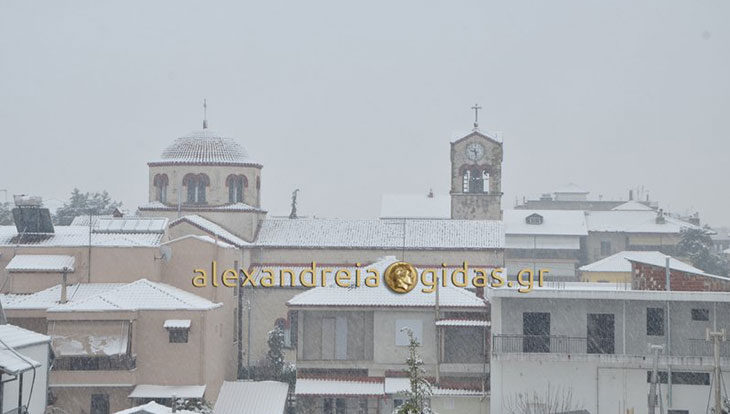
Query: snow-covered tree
[[174, 397, 213, 413], [503, 386, 582, 414], [677, 228, 729, 276], [267, 326, 286, 381], [54, 188, 122, 225], [395, 328, 432, 414]]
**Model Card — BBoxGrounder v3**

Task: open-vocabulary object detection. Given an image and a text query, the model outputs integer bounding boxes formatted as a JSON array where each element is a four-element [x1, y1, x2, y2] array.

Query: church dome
[[153, 130, 260, 166]]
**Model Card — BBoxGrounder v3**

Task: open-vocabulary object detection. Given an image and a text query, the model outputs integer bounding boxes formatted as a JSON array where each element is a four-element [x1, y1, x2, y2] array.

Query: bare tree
[[503, 385, 584, 414]]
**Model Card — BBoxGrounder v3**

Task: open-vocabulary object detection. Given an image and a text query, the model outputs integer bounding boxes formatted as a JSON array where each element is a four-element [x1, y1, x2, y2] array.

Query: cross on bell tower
[[471, 103, 482, 130]]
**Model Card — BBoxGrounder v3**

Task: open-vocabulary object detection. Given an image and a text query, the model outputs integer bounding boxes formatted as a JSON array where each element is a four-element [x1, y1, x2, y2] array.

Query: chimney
[[171, 395, 177, 412], [655, 209, 666, 224], [427, 189, 434, 198], [629, 190, 634, 201], [60, 269, 68, 304]]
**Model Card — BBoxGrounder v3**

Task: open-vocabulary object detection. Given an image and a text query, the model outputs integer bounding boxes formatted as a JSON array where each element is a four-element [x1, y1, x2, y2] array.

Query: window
[[646, 371, 710, 385], [169, 329, 189, 343], [646, 307, 664, 336], [183, 173, 209, 204], [395, 319, 423, 346], [91, 393, 109, 414], [482, 170, 490, 193], [523, 312, 550, 353], [226, 174, 247, 203], [525, 213, 543, 225], [153, 174, 168, 203], [600, 241, 612, 256], [691, 308, 710, 321]]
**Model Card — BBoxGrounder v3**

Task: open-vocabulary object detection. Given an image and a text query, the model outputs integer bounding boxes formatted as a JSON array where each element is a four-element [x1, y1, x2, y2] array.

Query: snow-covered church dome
[[156, 129, 258, 166]]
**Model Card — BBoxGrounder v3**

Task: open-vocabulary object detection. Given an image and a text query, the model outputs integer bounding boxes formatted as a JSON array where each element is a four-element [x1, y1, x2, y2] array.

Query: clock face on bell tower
[[450, 130, 503, 220]]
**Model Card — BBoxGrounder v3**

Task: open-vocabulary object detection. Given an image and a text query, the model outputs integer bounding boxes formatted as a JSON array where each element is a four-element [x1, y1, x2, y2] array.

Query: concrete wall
[[497, 297, 730, 357]]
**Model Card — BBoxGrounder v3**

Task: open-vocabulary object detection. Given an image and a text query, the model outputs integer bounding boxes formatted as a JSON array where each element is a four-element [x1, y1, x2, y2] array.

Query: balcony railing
[[494, 335, 592, 354], [53, 354, 136, 371], [493, 335, 730, 358]]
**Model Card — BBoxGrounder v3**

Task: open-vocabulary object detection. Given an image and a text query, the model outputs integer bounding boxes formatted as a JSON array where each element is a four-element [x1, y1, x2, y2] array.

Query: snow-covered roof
[[0, 324, 51, 348], [1, 283, 124, 310], [611, 201, 654, 211], [128, 384, 206, 400], [169, 215, 250, 247], [214, 381, 289, 414], [580, 251, 705, 274], [256, 218, 504, 250], [6, 254, 75, 272], [93, 217, 168, 233], [138, 201, 264, 213], [295, 378, 384, 396], [553, 183, 588, 194], [70, 215, 113, 226], [114, 402, 196, 414], [46, 279, 221, 312], [503, 210, 587, 236], [379, 194, 450, 219], [0, 225, 164, 247], [450, 129, 500, 144], [488, 283, 730, 303], [434, 319, 490, 327], [163, 319, 191, 329], [384, 378, 483, 396], [287, 257, 486, 308], [150, 129, 260, 166], [167, 234, 235, 249], [585, 210, 699, 233], [0, 349, 41, 375]]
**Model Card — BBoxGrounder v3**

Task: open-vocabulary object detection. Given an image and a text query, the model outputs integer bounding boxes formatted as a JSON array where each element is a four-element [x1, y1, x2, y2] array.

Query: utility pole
[[648, 344, 664, 414], [707, 328, 726, 414]]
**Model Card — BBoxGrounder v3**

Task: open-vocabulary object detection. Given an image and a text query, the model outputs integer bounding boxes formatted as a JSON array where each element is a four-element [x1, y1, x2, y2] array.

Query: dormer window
[[525, 213, 543, 225]]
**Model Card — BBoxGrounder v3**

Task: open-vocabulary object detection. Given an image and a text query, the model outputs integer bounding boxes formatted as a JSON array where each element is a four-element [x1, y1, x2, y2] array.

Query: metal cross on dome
[[471, 103, 482, 129]]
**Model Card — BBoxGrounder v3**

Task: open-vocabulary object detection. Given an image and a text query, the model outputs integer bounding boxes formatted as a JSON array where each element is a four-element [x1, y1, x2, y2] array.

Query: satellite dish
[[159, 245, 172, 263]]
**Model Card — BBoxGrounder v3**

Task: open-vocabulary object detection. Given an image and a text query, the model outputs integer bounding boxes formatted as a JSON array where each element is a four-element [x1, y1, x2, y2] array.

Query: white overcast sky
[[1, 1, 728, 226]]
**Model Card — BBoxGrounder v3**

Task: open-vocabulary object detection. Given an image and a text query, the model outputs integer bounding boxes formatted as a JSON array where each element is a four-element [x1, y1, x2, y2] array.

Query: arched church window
[[462, 170, 471, 192], [183, 173, 209, 204], [153, 174, 168, 203], [482, 170, 490, 193], [226, 174, 248, 203], [468, 168, 483, 193]]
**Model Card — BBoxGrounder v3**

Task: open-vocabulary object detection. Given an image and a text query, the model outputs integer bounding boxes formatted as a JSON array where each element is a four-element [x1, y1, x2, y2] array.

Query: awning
[[49, 320, 130, 357], [435, 319, 490, 327], [163, 319, 191, 329], [128, 384, 206, 400], [6, 254, 75, 273], [295, 378, 384, 396], [0, 349, 41, 375]]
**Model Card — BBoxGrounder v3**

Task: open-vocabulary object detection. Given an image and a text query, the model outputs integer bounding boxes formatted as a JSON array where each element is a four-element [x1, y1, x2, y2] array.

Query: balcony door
[[321, 317, 348, 360], [523, 312, 550, 353], [587, 313, 615, 354]]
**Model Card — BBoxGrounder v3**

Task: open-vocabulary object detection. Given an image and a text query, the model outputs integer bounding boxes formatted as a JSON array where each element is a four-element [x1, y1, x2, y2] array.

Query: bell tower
[[450, 105, 503, 220]]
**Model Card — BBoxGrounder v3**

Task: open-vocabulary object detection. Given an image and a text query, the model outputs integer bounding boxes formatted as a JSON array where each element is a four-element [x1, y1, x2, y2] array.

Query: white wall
[[2, 342, 49, 414]]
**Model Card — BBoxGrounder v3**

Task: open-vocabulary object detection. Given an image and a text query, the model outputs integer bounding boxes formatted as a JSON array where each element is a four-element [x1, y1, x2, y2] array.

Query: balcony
[[493, 335, 590, 354], [493, 334, 730, 367]]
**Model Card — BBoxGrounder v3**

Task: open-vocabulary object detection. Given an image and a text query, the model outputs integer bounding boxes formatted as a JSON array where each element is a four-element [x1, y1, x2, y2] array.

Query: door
[[587, 313, 615, 354], [523, 312, 550, 352], [321, 318, 335, 359]]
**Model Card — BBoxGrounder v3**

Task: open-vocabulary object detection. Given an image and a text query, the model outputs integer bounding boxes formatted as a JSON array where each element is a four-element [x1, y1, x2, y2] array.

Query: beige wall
[[0, 245, 161, 294], [51, 385, 132, 414], [148, 164, 262, 208]]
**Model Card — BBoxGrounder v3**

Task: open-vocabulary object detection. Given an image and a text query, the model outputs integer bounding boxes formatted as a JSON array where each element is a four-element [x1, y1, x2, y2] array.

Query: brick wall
[[631, 261, 730, 292]]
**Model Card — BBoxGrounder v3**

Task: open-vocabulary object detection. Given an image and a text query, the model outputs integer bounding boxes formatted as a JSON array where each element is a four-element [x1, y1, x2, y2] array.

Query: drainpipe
[[665, 256, 672, 407]]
